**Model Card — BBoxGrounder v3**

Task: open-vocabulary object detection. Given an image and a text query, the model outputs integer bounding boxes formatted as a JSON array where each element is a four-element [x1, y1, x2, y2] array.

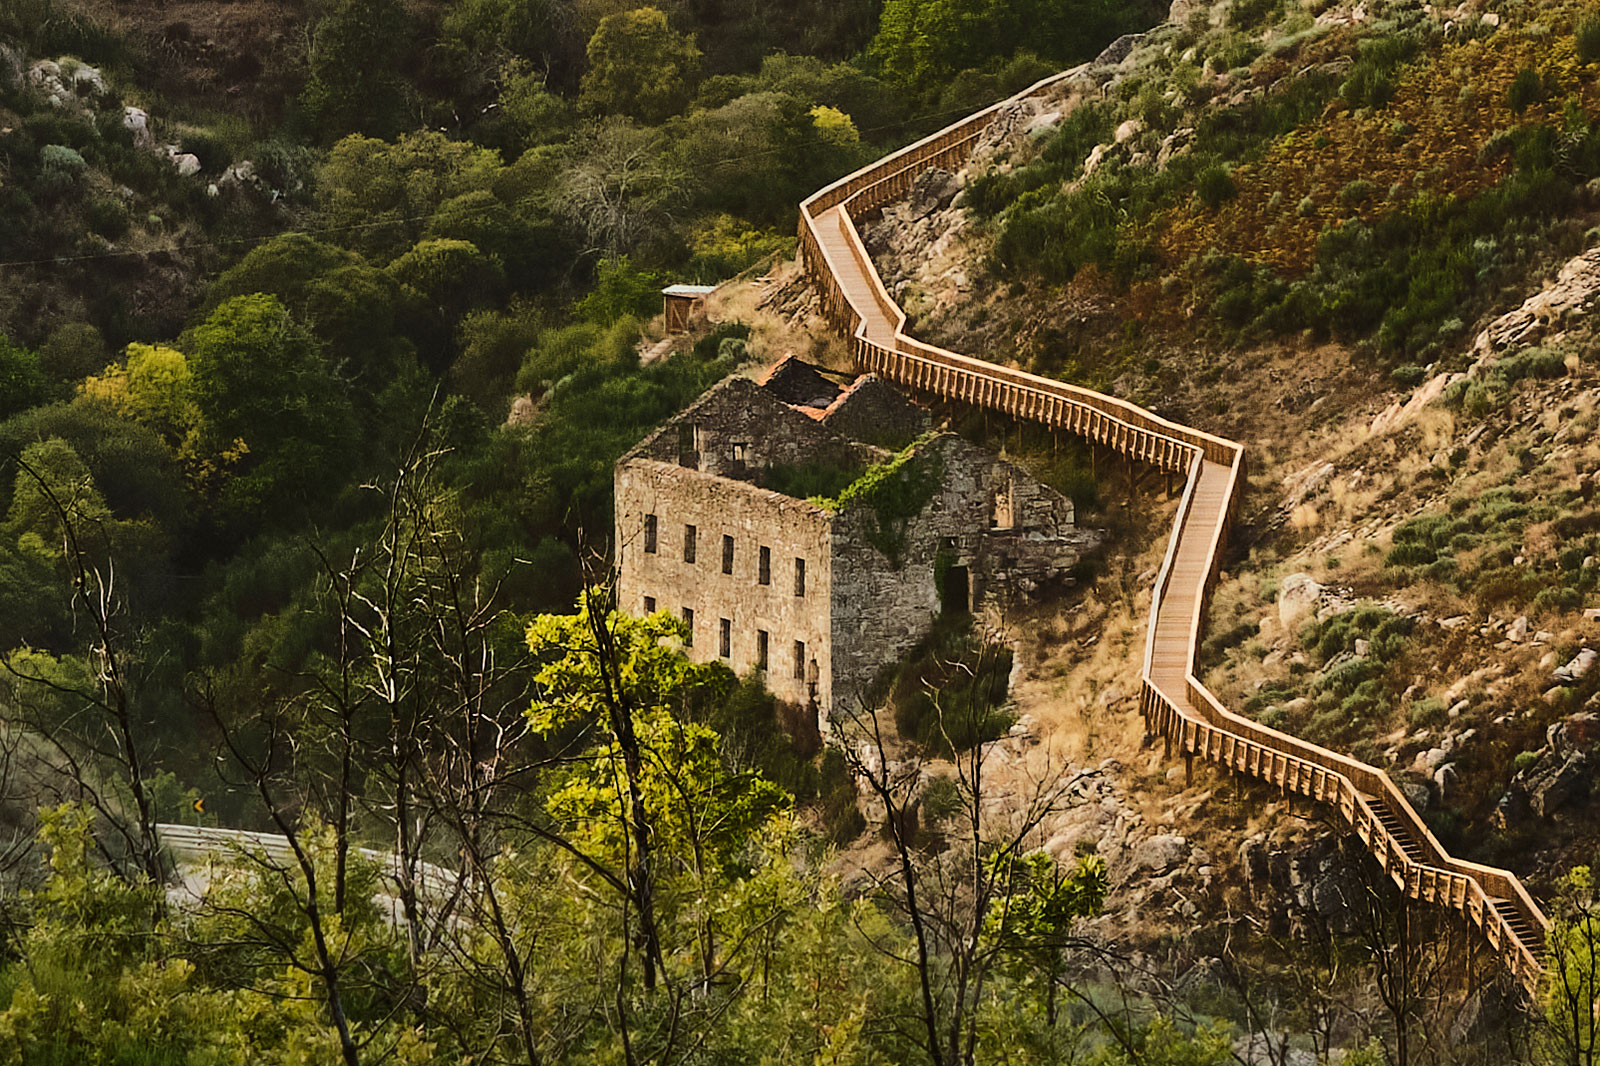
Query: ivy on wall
[[814, 435, 943, 566]]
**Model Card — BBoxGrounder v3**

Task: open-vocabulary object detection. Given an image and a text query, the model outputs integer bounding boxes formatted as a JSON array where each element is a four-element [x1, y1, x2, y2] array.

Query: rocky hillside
[[795, 0, 1600, 991]]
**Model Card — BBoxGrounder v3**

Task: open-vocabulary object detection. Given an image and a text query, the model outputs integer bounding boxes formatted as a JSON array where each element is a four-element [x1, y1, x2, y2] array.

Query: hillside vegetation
[[845, 0, 1600, 1053], [5, 0, 1600, 1059]]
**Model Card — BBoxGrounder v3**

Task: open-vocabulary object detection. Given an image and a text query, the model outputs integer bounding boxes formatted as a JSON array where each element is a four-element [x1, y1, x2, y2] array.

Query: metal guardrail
[[795, 66, 1548, 991], [157, 823, 459, 899]]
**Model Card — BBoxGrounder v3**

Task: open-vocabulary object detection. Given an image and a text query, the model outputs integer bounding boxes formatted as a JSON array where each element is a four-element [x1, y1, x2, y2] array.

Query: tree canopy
[[580, 7, 702, 124]]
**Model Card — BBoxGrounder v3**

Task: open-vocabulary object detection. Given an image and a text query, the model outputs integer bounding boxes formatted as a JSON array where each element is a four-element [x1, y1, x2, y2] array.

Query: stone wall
[[626, 376, 860, 483], [820, 374, 931, 448], [615, 458, 836, 719], [828, 434, 1097, 714]]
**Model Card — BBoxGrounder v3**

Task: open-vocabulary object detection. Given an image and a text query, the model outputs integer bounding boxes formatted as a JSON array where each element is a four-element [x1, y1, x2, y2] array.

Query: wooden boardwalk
[[796, 71, 1548, 992]]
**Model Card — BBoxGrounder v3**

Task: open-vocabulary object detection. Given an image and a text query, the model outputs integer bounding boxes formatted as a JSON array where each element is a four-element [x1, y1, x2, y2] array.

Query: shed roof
[[662, 284, 717, 297]]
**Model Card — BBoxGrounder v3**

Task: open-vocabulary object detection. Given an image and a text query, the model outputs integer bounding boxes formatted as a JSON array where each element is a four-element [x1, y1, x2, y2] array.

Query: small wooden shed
[[662, 284, 716, 334]]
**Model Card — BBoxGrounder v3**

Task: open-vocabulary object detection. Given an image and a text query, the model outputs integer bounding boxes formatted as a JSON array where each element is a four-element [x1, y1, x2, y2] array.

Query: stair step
[[1490, 899, 1544, 956]]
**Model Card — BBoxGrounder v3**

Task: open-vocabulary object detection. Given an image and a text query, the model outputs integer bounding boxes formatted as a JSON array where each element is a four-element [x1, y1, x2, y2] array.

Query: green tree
[[0, 334, 44, 420], [300, 0, 413, 141], [1541, 865, 1600, 1066], [0, 402, 185, 539], [572, 255, 661, 325], [427, 188, 566, 293], [496, 65, 578, 150], [1087, 1018, 1235, 1066], [7, 437, 116, 553], [37, 322, 105, 391], [984, 848, 1107, 1025], [184, 295, 355, 529], [78, 343, 201, 452], [441, 0, 584, 86], [871, 0, 1142, 90], [0, 805, 435, 1065], [317, 132, 505, 262], [207, 233, 420, 391], [674, 90, 861, 225], [452, 305, 543, 413], [387, 238, 506, 364], [580, 7, 701, 124]]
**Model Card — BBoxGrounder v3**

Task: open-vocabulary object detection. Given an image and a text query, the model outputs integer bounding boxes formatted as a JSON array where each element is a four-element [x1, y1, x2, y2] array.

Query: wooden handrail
[[796, 66, 1548, 991]]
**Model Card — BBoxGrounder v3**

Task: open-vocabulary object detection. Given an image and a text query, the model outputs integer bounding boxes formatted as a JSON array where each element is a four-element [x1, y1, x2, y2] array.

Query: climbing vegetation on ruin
[[813, 434, 944, 565]]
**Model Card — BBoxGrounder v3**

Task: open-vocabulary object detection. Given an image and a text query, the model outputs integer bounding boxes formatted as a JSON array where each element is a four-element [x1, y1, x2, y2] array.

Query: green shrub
[[1470, 565, 1544, 608], [824, 439, 943, 565], [1213, 35, 1262, 70], [1228, 0, 1283, 30], [1305, 605, 1413, 663], [690, 320, 751, 361], [1408, 697, 1445, 727], [37, 143, 87, 195], [1508, 67, 1543, 113], [1040, 102, 1117, 169], [1339, 178, 1376, 206], [1579, 14, 1600, 62], [1390, 364, 1426, 387], [180, 128, 230, 174], [1385, 541, 1437, 567], [1497, 346, 1566, 383], [883, 618, 1014, 757], [1201, 619, 1258, 663], [1462, 381, 1495, 418], [84, 196, 130, 240], [818, 748, 866, 844], [1512, 749, 1541, 775], [1196, 164, 1238, 208], [921, 775, 962, 827], [1341, 63, 1395, 108], [761, 457, 864, 500], [574, 256, 660, 325], [1534, 585, 1582, 615]]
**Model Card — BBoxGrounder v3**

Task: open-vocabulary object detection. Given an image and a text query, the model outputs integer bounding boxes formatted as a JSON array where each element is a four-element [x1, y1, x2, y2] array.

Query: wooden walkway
[[796, 71, 1548, 992]]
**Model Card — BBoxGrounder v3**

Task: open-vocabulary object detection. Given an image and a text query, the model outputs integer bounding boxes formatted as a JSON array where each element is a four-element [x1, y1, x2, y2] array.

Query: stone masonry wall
[[820, 374, 931, 448], [828, 435, 1096, 713], [615, 458, 836, 719], [627, 376, 860, 482]]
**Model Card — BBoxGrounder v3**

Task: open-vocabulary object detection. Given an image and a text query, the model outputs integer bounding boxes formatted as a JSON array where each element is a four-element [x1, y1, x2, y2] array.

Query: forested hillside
[[10, 0, 1600, 1058], [0, 0, 1207, 1061]]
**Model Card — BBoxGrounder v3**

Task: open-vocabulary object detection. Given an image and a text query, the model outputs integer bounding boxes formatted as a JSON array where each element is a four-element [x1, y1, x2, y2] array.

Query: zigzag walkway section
[[796, 69, 1547, 992]]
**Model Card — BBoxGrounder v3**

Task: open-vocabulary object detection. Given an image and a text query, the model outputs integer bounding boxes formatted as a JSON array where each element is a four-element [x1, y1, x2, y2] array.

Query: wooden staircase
[[1366, 794, 1430, 865], [795, 67, 1549, 992]]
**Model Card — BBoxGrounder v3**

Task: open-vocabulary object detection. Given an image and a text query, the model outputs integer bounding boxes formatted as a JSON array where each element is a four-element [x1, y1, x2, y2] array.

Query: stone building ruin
[[614, 357, 1098, 735]]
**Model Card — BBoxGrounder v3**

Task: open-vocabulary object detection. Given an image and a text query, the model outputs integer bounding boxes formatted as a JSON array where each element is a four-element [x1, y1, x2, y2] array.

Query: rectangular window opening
[[756, 630, 769, 670], [678, 423, 700, 468], [644, 514, 658, 554], [682, 607, 694, 646], [990, 479, 1015, 531], [794, 557, 806, 597], [643, 595, 656, 614], [722, 534, 734, 575], [758, 546, 771, 586], [793, 640, 806, 681], [719, 618, 731, 658], [683, 524, 697, 564]]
